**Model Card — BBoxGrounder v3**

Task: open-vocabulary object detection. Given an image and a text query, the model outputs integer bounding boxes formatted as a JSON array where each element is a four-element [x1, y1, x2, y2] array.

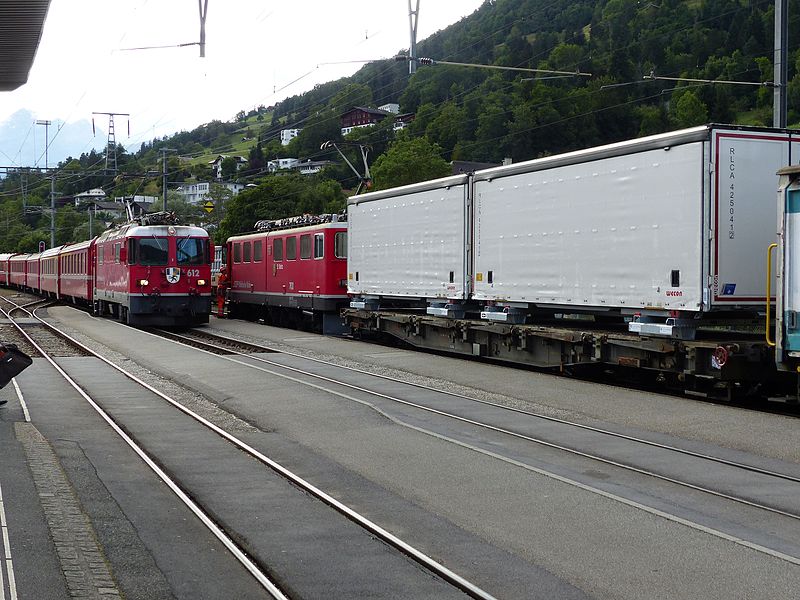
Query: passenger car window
[[313, 233, 324, 259], [300, 234, 311, 259], [334, 232, 347, 258]]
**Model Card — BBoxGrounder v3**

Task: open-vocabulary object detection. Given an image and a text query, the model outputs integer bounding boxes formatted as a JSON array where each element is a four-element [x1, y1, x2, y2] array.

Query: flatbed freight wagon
[[344, 125, 800, 398]]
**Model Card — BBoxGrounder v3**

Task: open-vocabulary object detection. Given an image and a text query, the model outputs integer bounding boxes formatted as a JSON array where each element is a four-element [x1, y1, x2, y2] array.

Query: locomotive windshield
[[138, 238, 169, 265], [177, 238, 210, 265]]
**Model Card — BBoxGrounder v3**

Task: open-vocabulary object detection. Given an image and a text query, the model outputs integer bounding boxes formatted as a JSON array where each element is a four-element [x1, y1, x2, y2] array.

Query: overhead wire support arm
[[396, 55, 592, 78], [321, 141, 372, 195], [642, 70, 777, 87]]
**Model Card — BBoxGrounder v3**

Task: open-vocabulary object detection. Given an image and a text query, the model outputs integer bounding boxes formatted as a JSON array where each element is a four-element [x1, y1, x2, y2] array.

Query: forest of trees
[[2, 0, 799, 250]]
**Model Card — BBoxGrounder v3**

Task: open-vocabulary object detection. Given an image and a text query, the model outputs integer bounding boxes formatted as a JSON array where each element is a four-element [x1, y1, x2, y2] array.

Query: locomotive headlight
[[138, 279, 149, 287], [197, 279, 206, 286]]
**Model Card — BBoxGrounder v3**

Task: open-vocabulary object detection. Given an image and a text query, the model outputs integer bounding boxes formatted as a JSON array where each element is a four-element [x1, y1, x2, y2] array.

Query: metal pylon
[[92, 112, 130, 174]]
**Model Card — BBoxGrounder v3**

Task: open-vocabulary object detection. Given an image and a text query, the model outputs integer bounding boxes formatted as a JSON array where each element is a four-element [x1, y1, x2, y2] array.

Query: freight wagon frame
[[342, 309, 776, 398]]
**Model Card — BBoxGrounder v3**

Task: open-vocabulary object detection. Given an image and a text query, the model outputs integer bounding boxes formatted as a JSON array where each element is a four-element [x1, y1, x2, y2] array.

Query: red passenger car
[[40, 246, 65, 298], [24, 252, 42, 293], [226, 214, 348, 332], [8, 254, 28, 288], [59, 239, 94, 304], [94, 215, 213, 326], [0, 254, 15, 286]]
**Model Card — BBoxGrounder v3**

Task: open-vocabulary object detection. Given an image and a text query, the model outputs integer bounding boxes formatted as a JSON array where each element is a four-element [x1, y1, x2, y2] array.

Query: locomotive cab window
[[243, 242, 252, 263], [138, 238, 169, 266], [313, 233, 324, 259], [300, 234, 312, 259], [273, 238, 283, 261], [334, 232, 347, 259], [128, 239, 137, 265], [254, 240, 263, 262], [286, 237, 297, 260], [114, 243, 121, 264], [178, 238, 209, 265], [233, 243, 242, 264]]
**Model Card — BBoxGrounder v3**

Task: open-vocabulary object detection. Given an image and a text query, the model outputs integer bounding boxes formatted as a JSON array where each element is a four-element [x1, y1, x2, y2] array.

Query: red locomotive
[[93, 213, 212, 325], [225, 214, 348, 332], [1, 212, 213, 327]]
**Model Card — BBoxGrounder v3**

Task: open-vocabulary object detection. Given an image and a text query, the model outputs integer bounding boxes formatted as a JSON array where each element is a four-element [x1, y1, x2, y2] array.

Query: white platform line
[[0, 485, 16, 600], [11, 380, 28, 423]]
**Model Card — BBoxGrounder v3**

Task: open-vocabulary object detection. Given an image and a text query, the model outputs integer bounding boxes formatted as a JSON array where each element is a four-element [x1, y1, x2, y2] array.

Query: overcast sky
[[0, 0, 483, 164]]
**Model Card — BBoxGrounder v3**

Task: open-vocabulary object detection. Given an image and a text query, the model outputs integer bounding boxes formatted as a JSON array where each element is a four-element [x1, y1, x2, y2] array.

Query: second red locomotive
[[225, 214, 348, 332]]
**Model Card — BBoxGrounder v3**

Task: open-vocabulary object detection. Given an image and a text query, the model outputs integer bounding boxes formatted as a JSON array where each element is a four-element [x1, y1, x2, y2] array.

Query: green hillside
[[3, 0, 800, 249]]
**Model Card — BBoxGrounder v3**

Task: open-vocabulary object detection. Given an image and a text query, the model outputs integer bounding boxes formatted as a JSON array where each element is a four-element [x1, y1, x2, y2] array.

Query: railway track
[[147, 326, 800, 565], [0, 295, 497, 599]]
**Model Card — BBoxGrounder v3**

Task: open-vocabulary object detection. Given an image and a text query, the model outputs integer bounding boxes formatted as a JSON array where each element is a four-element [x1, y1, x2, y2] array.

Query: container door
[[710, 128, 800, 307]]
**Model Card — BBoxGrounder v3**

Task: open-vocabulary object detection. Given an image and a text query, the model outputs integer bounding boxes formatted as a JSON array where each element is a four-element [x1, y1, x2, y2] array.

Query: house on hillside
[[78, 201, 148, 221], [393, 113, 415, 132], [175, 181, 244, 205], [280, 129, 301, 146], [209, 154, 248, 179], [295, 160, 333, 175], [340, 106, 391, 136], [267, 158, 300, 172], [340, 105, 416, 135], [113, 195, 157, 207], [73, 188, 106, 207]]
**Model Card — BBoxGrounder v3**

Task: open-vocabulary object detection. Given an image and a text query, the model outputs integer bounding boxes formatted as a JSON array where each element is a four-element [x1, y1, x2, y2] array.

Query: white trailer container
[[348, 174, 470, 302], [472, 125, 800, 316]]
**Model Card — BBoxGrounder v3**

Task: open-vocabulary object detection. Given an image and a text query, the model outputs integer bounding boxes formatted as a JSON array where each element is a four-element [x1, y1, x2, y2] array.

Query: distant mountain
[[0, 109, 105, 169]]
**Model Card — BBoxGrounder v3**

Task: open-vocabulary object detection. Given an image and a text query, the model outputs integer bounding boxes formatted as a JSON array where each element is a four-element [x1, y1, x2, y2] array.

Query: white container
[[348, 175, 470, 300], [472, 125, 800, 312]]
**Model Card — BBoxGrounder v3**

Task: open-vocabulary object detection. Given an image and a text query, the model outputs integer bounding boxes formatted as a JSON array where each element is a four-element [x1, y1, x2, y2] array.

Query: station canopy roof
[[0, 0, 51, 91]]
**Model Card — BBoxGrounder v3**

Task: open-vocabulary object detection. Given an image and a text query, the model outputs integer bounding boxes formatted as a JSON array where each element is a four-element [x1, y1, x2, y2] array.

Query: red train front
[[94, 213, 212, 326], [226, 214, 348, 332]]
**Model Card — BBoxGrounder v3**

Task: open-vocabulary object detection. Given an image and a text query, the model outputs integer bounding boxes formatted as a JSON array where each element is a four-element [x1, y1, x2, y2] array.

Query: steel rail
[[0, 298, 289, 599], [155, 328, 800, 523], [181, 329, 800, 486], [25, 304, 497, 600]]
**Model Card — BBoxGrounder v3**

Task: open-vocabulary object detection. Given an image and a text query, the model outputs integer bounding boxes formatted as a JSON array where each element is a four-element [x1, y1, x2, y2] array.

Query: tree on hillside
[[152, 192, 205, 226], [55, 206, 87, 244], [370, 137, 451, 191], [672, 91, 708, 128], [248, 142, 265, 174], [330, 83, 373, 113], [219, 175, 345, 240], [221, 156, 239, 180]]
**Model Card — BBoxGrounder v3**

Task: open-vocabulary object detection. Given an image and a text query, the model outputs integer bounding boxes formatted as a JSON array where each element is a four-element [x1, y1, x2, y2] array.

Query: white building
[[296, 160, 333, 175], [267, 158, 300, 172], [112, 194, 158, 206], [209, 155, 248, 179], [176, 181, 244, 205], [280, 129, 301, 146], [73, 188, 106, 207]]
